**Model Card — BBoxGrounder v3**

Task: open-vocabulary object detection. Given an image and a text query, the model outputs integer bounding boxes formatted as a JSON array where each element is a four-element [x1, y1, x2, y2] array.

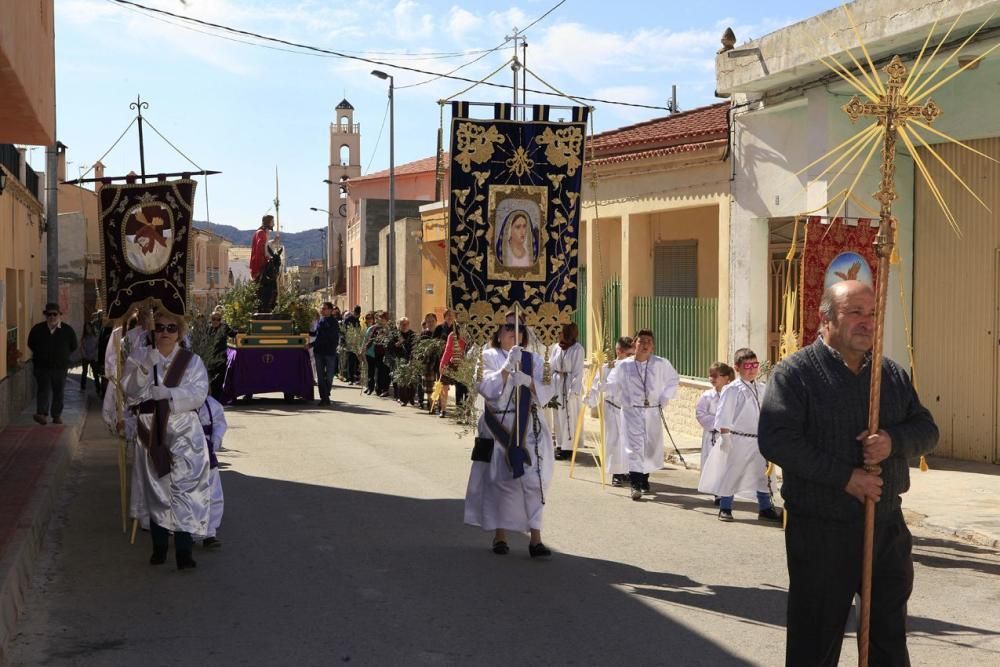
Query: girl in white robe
[[697, 348, 781, 522], [464, 323, 555, 557], [585, 336, 635, 486], [696, 361, 735, 502], [123, 312, 212, 569], [549, 323, 584, 460], [196, 396, 227, 547], [602, 330, 680, 500]]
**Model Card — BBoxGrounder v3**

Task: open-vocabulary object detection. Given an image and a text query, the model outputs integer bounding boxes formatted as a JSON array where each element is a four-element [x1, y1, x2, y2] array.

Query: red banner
[[799, 217, 881, 346]]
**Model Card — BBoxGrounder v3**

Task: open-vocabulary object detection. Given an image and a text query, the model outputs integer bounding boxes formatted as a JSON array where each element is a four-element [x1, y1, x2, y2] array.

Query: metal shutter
[[654, 241, 697, 297]]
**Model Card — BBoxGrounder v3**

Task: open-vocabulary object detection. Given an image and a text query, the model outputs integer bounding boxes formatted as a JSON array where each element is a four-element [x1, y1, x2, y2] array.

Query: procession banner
[[799, 216, 881, 345], [99, 179, 197, 321], [447, 102, 589, 347]]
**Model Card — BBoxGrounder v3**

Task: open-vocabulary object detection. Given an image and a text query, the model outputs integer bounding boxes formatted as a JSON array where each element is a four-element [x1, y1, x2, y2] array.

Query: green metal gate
[[602, 277, 621, 355], [571, 266, 588, 352], [634, 296, 717, 377]]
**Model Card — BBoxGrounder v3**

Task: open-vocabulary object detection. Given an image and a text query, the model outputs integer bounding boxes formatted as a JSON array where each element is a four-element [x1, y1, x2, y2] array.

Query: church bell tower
[[328, 99, 361, 294]]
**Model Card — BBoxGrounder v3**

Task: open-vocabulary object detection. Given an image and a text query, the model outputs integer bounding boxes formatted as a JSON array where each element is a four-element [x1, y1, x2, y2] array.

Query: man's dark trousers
[[35, 366, 69, 419], [315, 354, 338, 401], [785, 509, 913, 667]]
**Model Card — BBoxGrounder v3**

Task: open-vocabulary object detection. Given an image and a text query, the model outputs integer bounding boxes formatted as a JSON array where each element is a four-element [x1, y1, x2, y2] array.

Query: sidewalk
[[0, 375, 89, 663], [581, 410, 1000, 549]]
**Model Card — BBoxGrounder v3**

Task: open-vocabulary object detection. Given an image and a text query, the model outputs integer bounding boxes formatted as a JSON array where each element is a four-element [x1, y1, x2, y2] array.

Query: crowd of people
[[20, 279, 941, 664]]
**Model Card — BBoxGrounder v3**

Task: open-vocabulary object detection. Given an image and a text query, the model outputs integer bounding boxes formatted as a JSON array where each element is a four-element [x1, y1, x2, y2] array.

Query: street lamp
[[309, 207, 331, 295], [371, 69, 395, 316]]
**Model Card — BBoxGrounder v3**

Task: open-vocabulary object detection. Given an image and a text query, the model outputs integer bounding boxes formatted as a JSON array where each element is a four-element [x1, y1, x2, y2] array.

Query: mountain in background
[[193, 221, 325, 267]]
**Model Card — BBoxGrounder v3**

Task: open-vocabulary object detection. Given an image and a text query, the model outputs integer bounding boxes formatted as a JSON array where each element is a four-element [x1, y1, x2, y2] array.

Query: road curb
[[0, 405, 86, 665]]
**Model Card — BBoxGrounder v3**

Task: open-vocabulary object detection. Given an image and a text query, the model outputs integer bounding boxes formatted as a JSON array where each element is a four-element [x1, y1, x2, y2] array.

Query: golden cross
[[842, 55, 942, 220]]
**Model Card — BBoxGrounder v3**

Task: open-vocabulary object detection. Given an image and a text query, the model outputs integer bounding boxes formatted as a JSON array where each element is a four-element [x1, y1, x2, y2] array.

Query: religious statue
[[250, 214, 282, 312]]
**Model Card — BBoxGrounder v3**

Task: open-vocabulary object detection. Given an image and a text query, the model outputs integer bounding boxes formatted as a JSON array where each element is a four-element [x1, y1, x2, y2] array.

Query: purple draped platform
[[221, 347, 315, 404]]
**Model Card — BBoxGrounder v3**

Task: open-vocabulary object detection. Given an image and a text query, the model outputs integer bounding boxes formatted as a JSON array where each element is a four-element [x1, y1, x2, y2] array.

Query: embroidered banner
[[448, 102, 589, 347], [799, 216, 881, 345], [99, 179, 196, 321]]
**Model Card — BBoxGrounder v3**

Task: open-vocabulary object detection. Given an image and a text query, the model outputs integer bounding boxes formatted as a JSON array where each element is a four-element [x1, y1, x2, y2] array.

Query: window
[[313, 276, 321, 288], [339, 145, 350, 166], [653, 241, 697, 298]]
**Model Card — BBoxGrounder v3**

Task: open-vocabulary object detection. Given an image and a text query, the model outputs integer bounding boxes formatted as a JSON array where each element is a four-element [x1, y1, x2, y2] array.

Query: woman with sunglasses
[[123, 311, 212, 570], [698, 348, 782, 523]]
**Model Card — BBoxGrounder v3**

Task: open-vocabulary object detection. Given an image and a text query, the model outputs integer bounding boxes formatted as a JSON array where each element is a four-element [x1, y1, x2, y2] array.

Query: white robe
[[549, 342, 584, 452], [698, 379, 769, 499], [464, 346, 555, 533], [586, 362, 627, 475], [695, 388, 721, 492], [123, 347, 212, 536], [603, 356, 680, 474], [196, 397, 227, 539]]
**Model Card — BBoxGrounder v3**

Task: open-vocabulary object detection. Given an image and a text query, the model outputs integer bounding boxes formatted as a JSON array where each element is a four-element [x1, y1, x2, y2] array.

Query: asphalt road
[[7, 381, 1000, 666]]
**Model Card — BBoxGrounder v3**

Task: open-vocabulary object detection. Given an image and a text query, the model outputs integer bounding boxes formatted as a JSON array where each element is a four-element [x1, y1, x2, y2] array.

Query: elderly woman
[[464, 321, 555, 558], [123, 310, 212, 570]]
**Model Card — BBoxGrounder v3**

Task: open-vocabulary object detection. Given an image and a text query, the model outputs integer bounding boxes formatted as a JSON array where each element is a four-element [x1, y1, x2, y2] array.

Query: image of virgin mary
[[495, 209, 539, 268]]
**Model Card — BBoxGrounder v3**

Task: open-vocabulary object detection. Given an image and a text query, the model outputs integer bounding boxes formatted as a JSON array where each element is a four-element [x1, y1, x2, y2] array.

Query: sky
[[49, 0, 845, 233]]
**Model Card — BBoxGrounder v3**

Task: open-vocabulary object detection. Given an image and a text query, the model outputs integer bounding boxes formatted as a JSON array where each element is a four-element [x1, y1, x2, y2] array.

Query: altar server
[[698, 348, 782, 522], [550, 322, 585, 460], [465, 322, 555, 558], [197, 396, 227, 548], [585, 336, 634, 486], [603, 330, 680, 500], [123, 310, 212, 570], [695, 361, 735, 504]]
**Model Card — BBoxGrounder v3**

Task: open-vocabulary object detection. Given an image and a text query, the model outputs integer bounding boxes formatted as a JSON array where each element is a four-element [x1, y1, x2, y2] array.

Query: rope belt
[[604, 400, 621, 410], [630, 405, 661, 409], [731, 430, 758, 438]]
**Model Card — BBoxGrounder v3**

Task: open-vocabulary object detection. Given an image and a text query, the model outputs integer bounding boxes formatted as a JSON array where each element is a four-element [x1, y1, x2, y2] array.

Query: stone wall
[[662, 378, 709, 440], [0, 362, 34, 432]]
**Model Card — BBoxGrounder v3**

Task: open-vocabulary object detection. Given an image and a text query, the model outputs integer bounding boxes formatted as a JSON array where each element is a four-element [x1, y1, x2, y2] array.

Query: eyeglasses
[[154, 323, 179, 334], [44, 312, 58, 317], [742, 361, 760, 369]]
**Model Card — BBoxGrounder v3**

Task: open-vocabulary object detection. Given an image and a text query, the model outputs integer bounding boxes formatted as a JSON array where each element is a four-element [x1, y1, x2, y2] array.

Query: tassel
[[919, 455, 929, 472]]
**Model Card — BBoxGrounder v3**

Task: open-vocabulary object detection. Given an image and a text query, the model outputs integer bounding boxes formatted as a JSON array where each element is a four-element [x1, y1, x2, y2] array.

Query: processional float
[[793, 6, 997, 665]]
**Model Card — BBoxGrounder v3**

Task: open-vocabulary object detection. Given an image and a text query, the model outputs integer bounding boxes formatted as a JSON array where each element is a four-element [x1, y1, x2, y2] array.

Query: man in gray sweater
[[759, 280, 938, 667]]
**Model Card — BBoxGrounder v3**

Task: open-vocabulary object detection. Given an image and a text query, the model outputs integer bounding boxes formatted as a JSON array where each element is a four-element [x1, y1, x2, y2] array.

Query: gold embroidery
[[504, 146, 535, 178], [453, 122, 504, 173], [535, 126, 584, 176]]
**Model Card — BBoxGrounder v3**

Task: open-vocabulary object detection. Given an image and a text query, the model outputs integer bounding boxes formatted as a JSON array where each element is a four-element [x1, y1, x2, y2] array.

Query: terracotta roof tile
[[590, 138, 728, 166], [589, 102, 729, 157], [352, 153, 449, 182]]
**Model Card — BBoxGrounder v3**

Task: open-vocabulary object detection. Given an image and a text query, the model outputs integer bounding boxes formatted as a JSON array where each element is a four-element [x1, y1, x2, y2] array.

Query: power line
[[363, 98, 391, 175], [106, 0, 672, 111]]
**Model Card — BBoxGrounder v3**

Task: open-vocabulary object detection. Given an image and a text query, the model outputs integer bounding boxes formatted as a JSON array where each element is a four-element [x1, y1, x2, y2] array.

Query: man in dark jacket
[[758, 280, 938, 667], [27, 302, 78, 425], [311, 301, 341, 406]]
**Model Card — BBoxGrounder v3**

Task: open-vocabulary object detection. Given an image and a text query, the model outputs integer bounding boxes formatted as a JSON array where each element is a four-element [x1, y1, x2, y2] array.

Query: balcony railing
[[0, 144, 41, 201]]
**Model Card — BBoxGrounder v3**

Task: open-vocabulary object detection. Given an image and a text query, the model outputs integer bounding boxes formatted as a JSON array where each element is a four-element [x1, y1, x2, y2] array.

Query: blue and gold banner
[[448, 102, 589, 346], [99, 179, 196, 322]]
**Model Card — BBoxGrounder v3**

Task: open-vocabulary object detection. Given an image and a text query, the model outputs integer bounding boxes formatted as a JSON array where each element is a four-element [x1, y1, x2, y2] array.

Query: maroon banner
[[799, 216, 881, 346], [99, 179, 196, 322]]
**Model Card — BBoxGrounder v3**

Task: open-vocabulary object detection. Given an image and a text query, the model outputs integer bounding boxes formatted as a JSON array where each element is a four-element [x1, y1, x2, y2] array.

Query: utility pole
[[45, 140, 61, 305]]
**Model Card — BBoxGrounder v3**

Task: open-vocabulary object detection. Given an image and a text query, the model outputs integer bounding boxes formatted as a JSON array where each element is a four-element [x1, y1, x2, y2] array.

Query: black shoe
[[554, 447, 565, 460], [529, 542, 551, 558], [203, 537, 222, 549], [641, 480, 650, 493], [363, 389, 373, 395], [758, 507, 783, 523], [492, 540, 509, 555], [713, 497, 721, 506], [718, 509, 735, 522], [176, 551, 197, 570], [630, 486, 643, 501], [611, 475, 624, 487], [149, 548, 168, 565]]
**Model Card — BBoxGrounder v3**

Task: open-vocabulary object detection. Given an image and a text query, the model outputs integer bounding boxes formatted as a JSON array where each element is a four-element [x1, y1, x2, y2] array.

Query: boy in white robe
[[585, 336, 634, 487], [603, 330, 680, 501], [196, 396, 227, 548], [698, 348, 781, 522], [549, 322, 585, 460], [696, 361, 735, 503]]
